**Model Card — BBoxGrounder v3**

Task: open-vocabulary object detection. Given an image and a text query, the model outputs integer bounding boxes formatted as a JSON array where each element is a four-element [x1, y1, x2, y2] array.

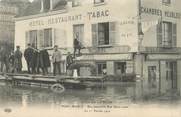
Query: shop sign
[[141, 7, 181, 19], [29, 9, 109, 27]]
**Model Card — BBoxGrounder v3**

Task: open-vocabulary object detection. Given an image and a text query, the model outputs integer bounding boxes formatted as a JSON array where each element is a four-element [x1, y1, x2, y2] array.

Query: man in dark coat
[[0, 46, 9, 72], [14, 46, 22, 73], [39, 49, 50, 75], [66, 52, 73, 70], [24, 44, 34, 74], [31, 49, 38, 74], [9, 51, 15, 73], [73, 33, 81, 57]]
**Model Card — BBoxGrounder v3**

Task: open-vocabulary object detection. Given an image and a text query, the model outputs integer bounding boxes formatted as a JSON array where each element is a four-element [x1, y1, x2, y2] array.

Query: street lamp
[[138, 0, 144, 52]]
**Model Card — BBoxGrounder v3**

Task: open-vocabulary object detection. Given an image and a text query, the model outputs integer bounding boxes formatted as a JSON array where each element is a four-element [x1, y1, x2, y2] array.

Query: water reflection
[[0, 83, 137, 108]]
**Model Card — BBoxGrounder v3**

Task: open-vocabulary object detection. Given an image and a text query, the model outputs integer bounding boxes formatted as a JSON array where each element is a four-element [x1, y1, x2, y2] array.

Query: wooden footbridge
[[0, 73, 105, 93]]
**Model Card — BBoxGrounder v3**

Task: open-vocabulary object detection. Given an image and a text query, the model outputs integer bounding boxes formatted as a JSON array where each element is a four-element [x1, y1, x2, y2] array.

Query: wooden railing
[[81, 45, 131, 54], [47, 45, 131, 55]]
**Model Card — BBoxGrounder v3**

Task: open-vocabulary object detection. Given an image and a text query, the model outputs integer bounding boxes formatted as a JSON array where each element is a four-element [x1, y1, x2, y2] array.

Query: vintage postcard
[[0, 0, 181, 117]]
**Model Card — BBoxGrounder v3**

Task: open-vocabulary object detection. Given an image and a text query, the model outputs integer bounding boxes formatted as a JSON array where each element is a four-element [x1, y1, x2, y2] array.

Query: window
[[98, 23, 109, 45], [92, 22, 116, 47], [94, 0, 105, 4], [72, 1, 81, 7], [162, 0, 171, 4], [73, 24, 84, 45], [162, 22, 172, 47], [115, 62, 126, 75], [97, 62, 107, 75], [26, 29, 54, 49], [148, 66, 157, 88], [157, 22, 177, 48], [43, 0, 50, 11], [44, 28, 53, 48], [166, 61, 177, 89], [26, 30, 38, 48]]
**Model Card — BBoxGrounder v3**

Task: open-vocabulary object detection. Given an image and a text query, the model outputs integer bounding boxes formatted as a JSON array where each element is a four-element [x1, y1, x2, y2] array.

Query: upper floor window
[[94, 0, 105, 4], [162, 0, 171, 5], [92, 22, 116, 47], [162, 22, 172, 47], [72, 1, 81, 7], [98, 22, 109, 45], [157, 22, 177, 48]]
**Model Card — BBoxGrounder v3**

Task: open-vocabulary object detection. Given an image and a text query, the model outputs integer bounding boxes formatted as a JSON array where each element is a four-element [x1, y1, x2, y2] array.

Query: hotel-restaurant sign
[[141, 7, 181, 19], [29, 10, 109, 27]]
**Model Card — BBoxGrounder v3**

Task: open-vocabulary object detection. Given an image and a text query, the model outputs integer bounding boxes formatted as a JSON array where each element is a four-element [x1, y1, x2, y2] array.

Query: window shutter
[[109, 22, 116, 45], [38, 30, 44, 49], [157, 22, 162, 47], [172, 23, 177, 47], [25, 31, 30, 48], [92, 24, 98, 47]]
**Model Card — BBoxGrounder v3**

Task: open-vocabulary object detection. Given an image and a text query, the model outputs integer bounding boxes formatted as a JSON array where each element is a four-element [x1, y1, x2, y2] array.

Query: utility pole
[[135, 0, 144, 98], [138, 0, 144, 53], [135, 0, 144, 78]]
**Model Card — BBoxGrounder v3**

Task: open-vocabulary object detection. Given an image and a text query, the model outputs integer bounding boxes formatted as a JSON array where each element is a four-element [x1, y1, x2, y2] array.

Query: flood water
[[0, 80, 181, 112], [0, 82, 137, 108]]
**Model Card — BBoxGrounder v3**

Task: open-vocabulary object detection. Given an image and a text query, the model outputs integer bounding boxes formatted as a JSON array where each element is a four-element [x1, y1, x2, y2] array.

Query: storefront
[[15, 0, 138, 74], [15, 0, 181, 94], [141, 53, 180, 94]]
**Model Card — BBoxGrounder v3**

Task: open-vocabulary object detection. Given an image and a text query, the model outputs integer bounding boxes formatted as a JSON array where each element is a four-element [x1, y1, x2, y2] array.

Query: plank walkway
[[0, 73, 105, 89]]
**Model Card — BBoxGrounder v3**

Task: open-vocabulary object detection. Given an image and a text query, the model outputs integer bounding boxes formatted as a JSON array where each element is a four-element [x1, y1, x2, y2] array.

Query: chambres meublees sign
[[141, 7, 181, 19], [29, 10, 109, 27]]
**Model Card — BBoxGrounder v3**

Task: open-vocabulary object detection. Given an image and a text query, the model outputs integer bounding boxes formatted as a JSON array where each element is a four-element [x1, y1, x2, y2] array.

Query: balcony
[[140, 47, 181, 54], [46, 45, 131, 56], [81, 45, 131, 54]]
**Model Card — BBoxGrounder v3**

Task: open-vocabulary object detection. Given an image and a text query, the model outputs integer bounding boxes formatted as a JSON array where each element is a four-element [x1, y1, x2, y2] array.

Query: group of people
[[0, 45, 23, 73], [0, 44, 75, 76], [0, 33, 84, 75], [24, 44, 51, 75], [24, 44, 75, 76]]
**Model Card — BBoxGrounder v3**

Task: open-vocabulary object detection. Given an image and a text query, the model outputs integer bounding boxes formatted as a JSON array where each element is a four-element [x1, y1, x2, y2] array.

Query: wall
[[15, 0, 139, 51], [141, 0, 181, 48]]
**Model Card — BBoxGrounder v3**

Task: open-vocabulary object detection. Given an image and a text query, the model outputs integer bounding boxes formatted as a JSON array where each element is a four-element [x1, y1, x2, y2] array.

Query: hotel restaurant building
[[15, 0, 181, 94]]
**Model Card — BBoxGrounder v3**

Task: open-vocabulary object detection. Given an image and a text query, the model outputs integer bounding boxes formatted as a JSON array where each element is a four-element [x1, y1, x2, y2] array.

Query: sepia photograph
[[0, 0, 181, 117]]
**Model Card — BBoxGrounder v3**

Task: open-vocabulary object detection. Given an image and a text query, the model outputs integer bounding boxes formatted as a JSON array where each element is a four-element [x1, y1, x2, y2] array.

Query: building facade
[[15, 0, 181, 95], [0, 0, 30, 47], [0, 2, 17, 46]]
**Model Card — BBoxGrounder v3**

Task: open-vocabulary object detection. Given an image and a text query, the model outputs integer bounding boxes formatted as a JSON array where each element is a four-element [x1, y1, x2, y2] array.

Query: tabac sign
[[29, 10, 109, 27], [141, 7, 181, 19]]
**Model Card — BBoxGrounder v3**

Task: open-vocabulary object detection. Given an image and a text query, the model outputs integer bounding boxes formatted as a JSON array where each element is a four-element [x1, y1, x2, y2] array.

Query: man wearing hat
[[24, 44, 34, 74], [0, 46, 9, 73], [14, 46, 22, 73], [52, 45, 62, 76]]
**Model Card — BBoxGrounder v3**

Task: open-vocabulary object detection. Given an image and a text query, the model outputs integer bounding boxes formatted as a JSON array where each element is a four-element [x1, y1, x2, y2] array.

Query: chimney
[[50, 0, 53, 10], [67, 1, 73, 8], [40, 0, 51, 12], [40, 0, 44, 12]]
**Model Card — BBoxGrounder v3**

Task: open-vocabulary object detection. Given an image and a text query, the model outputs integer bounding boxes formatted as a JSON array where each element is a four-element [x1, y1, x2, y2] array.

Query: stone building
[[0, 0, 30, 47], [15, 0, 181, 95]]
